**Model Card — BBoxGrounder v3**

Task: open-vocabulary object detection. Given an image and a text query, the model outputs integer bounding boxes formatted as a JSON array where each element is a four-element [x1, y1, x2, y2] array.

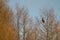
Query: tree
[[16, 5, 29, 40], [0, 0, 19, 40], [39, 8, 60, 40]]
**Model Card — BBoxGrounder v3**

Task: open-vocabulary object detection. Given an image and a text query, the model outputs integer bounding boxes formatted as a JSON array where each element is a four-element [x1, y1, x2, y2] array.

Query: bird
[[42, 17, 45, 23]]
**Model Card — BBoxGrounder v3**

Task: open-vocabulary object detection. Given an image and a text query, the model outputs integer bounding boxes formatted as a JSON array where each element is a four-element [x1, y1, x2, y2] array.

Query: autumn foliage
[[0, 0, 60, 40], [0, 0, 19, 40]]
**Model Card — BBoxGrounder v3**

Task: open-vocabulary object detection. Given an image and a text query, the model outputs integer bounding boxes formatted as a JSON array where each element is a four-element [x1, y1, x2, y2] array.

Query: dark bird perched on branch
[[42, 17, 45, 23]]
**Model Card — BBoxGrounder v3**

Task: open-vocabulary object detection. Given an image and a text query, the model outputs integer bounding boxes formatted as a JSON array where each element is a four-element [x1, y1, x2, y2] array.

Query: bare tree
[[16, 5, 29, 40], [39, 8, 60, 40]]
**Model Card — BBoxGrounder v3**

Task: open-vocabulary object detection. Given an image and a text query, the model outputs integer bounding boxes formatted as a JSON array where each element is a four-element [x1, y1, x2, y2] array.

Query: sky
[[7, 0, 60, 37], [8, 0, 60, 20]]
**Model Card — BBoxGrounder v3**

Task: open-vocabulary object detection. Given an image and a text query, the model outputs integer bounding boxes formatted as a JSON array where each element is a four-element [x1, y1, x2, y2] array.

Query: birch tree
[[16, 5, 29, 40], [39, 8, 60, 40]]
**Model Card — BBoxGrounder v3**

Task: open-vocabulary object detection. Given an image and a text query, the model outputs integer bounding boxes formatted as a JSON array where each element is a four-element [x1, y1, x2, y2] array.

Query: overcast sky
[[8, 0, 60, 20]]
